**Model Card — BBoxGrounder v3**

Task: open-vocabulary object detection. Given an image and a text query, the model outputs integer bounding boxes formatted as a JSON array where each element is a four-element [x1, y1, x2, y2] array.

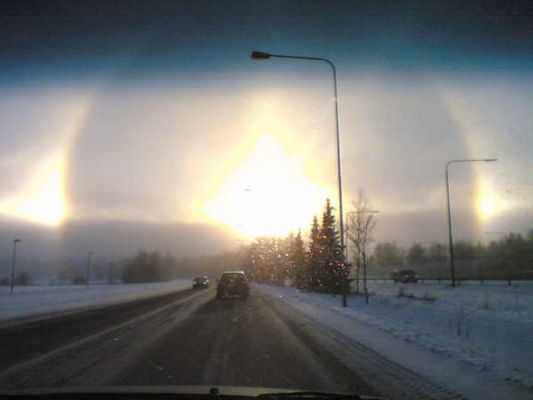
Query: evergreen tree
[[248, 238, 271, 283], [273, 237, 290, 285], [291, 230, 307, 289], [307, 216, 323, 291], [319, 199, 346, 293]]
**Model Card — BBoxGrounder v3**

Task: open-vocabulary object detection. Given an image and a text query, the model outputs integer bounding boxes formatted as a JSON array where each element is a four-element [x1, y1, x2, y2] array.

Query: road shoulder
[[257, 284, 531, 400]]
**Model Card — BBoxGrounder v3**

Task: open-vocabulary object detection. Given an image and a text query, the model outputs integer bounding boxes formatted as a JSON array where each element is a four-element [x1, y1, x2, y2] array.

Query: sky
[[0, 0, 532, 261]]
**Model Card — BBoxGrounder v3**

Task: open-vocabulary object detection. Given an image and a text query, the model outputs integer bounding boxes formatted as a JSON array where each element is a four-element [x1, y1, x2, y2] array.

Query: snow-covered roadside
[[256, 282, 533, 400], [0, 279, 192, 322]]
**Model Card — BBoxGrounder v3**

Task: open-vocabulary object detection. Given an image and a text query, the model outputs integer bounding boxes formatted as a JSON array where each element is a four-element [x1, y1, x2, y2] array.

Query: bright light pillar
[[446, 158, 497, 287]]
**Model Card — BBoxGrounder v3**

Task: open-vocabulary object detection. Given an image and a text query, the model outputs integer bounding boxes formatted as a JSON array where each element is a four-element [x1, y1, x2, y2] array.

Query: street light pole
[[10, 239, 21, 294], [251, 50, 347, 306], [446, 158, 497, 287], [86, 251, 93, 287]]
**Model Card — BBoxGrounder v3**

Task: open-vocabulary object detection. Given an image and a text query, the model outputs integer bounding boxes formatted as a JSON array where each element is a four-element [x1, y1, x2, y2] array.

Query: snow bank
[[0, 280, 192, 322], [257, 281, 533, 398]]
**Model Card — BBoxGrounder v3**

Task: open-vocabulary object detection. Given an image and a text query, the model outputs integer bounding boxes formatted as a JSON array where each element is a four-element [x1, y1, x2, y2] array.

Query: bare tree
[[347, 190, 377, 304]]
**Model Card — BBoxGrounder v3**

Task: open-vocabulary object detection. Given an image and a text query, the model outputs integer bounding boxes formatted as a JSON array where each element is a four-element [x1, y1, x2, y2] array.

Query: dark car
[[216, 271, 249, 299], [193, 276, 209, 289], [392, 269, 419, 283]]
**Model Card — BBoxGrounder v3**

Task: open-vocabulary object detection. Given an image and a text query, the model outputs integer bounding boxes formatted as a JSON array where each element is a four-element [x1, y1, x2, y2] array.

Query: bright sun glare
[[15, 169, 65, 226], [477, 195, 496, 219], [0, 156, 67, 226], [204, 134, 328, 239]]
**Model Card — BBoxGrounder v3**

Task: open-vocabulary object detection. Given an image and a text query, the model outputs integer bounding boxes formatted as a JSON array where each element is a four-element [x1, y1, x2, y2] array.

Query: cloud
[[0, 64, 531, 256]]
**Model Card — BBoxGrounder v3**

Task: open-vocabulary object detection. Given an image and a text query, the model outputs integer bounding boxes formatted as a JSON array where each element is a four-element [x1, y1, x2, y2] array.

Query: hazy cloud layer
[[0, 1, 531, 259]]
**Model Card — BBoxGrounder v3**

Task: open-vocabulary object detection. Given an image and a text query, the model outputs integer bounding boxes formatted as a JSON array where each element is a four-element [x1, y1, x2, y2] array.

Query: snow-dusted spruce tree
[[319, 199, 347, 294], [290, 230, 307, 289], [306, 215, 323, 291]]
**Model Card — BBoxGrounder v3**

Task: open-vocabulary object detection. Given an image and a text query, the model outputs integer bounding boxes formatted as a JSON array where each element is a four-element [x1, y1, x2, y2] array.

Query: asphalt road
[[0, 287, 374, 395], [0, 288, 198, 371], [111, 290, 372, 393], [0, 286, 466, 399]]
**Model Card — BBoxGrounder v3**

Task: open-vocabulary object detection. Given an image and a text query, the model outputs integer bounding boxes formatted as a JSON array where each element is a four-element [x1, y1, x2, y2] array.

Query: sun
[[477, 195, 496, 219], [15, 167, 66, 226], [204, 134, 328, 239], [0, 155, 67, 226]]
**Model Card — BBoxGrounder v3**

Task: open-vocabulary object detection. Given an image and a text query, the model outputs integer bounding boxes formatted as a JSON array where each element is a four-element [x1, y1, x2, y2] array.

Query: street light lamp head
[[485, 158, 498, 162], [251, 51, 271, 60], [14, 239, 21, 243]]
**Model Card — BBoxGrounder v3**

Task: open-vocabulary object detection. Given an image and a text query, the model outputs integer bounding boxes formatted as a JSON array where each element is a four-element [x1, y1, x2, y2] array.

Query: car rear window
[[221, 273, 245, 282]]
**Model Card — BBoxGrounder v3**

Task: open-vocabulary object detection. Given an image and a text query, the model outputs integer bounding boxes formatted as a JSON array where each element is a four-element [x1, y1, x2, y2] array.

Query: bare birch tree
[[347, 190, 377, 304]]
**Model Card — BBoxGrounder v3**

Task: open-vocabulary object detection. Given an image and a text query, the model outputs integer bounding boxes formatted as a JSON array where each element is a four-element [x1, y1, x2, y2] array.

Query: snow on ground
[[257, 281, 533, 399], [0, 279, 191, 322]]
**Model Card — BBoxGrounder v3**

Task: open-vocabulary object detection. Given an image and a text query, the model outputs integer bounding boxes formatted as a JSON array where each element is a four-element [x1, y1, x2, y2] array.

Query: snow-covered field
[[0, 280, 192, 322], [258, 281, 533, 399]]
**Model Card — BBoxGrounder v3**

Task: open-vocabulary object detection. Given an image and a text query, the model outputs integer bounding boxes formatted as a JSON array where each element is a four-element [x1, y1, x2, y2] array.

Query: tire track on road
[[259, 290, 467, 400], [0, 288, 213, 390], [0, 287, 198, 371]]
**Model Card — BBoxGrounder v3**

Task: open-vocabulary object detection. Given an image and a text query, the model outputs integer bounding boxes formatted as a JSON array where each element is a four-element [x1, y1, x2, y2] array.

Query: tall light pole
[[9, 239, 21, 293], [251, 50, 347, 306], [86, 251, 93, 287], [446, 158, 497, 287]]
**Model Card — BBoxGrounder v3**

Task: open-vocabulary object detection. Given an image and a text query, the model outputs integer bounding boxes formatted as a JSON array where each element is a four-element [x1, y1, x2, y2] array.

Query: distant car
[[193, 276, 209, 289], [216, 271, 249, 299], [392, 269, 419, 283]]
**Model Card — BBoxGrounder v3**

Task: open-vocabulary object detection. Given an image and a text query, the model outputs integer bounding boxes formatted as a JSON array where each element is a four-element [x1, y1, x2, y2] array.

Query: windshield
[[1, 1, 532, 399]]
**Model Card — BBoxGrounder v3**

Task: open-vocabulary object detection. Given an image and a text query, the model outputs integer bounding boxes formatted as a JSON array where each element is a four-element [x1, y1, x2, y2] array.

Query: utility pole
[[86, 251, 93, 287], [10, 239, 21, 293]]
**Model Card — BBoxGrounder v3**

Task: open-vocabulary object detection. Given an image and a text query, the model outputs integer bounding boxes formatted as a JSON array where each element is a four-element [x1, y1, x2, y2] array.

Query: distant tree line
[[4, 222, 529, 287], [370, 230, 533, 279], [0, 272, 33, 286], [122, 251, 179, 283], [119, 249, 250, 283]]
